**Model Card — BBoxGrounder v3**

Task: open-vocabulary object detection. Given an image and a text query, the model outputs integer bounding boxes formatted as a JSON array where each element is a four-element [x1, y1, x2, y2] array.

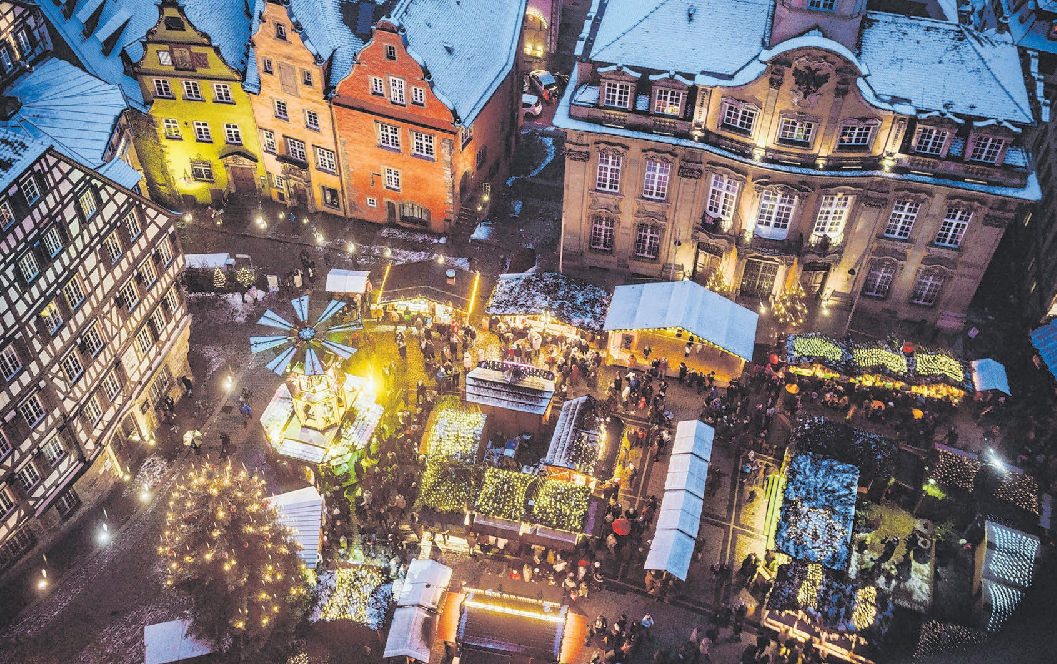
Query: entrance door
[[228, 166, 257, 194], [800, 266, 829, 298], [387, 201, 397, 224], [740, 259, 779, 298], [694, 245, 721, 285]]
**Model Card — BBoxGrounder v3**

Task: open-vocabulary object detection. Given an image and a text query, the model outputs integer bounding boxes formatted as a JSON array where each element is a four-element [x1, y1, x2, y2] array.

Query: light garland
[[235, 266, 255, 288], [853, 586, 877, 631], [793, 335, 845, 363], [796, 563, 824, 608], [914, 620, 988, 659], [426, 401, 486, 462], [532, 480, 591, 532], [994, 473, 1040, 515], [475, 468, 536, 522], [212, 267, 227, 289], [773, 281, 808, 327], [852, 346, 907, 374], [417, 461, 482, 514], [929, 450, 981, 491], [915, 351, 964, 382], [705, 269, 731, 296]]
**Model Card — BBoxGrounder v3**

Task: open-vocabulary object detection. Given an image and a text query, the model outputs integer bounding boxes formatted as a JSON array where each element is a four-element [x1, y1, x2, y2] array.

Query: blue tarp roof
[[1031, 319, 1057, 380]]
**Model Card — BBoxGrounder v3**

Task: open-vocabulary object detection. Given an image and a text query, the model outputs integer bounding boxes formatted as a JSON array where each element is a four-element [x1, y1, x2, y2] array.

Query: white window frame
[[41, 300, 63, 335], [139, 259, 158, 287], [968, 135, 1005, 164], [261, 57, 273, 74], [755, 190, 797, 237], [837, 122, 876, 148], [370, 76, 384, 95], [633, 224, 661, 259], [82, 322, 105, 356], [153, 79, 173, 98], [707, 174, 740, 220], [213, 83, 232, 103], [287, 137, 307, 162], [83, 392, 102, 424], [642, 160, 671, 200], [157, 50, 172, 67], [0, 485, 13, 516], [20, 175, 40, 204], [182, 80, 202, 101], [589, 215, 616, 251], [119, 280, 140, 310], [191, 161, 214, 182], [366, 196, 378, 208], [42, 437, 66, 466], [64, 279, 85, 309], [163, 118, 181, 139], [316, 147, 336, 173], [60, 350, 83, 381], [914, 127, 948, 156], [18, 251, 38, 282], [0, 344, 22, 379], [412, 86, 425, 105], [935, 207, 971, 248], [193, 121, 212, 143], [653, 88, 684, 116], [305, 109, 320, 131], [378, 123, 401, 150], [262, 129, 276, 153], [124, 211, 141, 239], [384, 167, 401, 191], [223, 123, 242, 145], [15, 462, 40, 491], [136, 327, 153, 355], [103, 232, 121, 263], [911, 273, 944, 306], [602, 81, 631, 109], [411, 131, 435, 159], [863, 262, 896, 298], [812, 194, 851, 240], [163, 287, 179, 314], [778, 117, 814, 144], [884, 200, 920, 239], [595, 152, 621, 192], [18, 394, 45, 427], [274, 99, 289, 120], [721, 99, 758, 134], [102, 371, 121, 401], [808, 0, 836, 9], [389, 77, 406, 105], [42, 227, 63, 257], [78, 189, 97, 218]]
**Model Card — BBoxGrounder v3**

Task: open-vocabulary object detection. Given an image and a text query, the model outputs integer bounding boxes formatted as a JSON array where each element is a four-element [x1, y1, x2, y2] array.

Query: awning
[[1031, 319, 1057, 380], [604, 280, 759, 361], [644, 528, 696, 581], [184, 253, 232, 269], [398, 559, 453, 610], [671, 420, 715, 460], [665, 453, 709, 498], [325, 269, 371, 294], [656, 490, 704, 536], [383, 605, 438, 662], [269, 486, 324, 569], [144, 620, 214, 664], [971, 359, 1011, 395]]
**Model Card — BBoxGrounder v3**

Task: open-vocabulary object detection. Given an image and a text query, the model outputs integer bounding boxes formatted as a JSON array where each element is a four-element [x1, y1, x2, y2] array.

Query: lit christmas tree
[[773, 281, 808, 327], [235, 266, 256, 288], [706, 269, 731, 296], [159, 462, 311, 658], [213, 267, 227, 290]]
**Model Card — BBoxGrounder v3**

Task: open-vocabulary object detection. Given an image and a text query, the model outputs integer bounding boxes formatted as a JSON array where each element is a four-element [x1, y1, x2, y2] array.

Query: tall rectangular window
[[812, 194, 851, 239], [914, 127, 948, 155], [935, 207, 971, 247], [193, 121, 212, 142], [157, 236, 174, 265], [42, 437, 66, 466], [153, 79, 173, 98], [884, 200, 920, 239], [18, 394, 45, 427], [124, 211, 141, 239], [136, 327, 153, 354], [602, 82, 631, 108], [261, 57, 273, 74], [370, 76, 384, 95], [102, 371, 121, 401], [911, 273, 944, 306], [82, 322, 105, 356], [42, 227, 63, 256], [40, 300, 63, 335], [103, 233, 121, 263], [0, 345, 22, 380], [0, 200, 13, 229], [412, 86, 425, 105], [642, 160, 670, 200], [20, 175, 40, 204], [83, 392, 102, 424], [139, 259, 158, 286], [595, 153, 621, 192], [78, 189, 97, 218], [316, 147, 336, 173], [384, 167, 401, 191], [707, 174, 740, 220], [223, 123, 242, 145], [287, 137, 306, 162], [722, 100, 758, 133], [0, 485, 13, 516], [60, 350, 83, 381], [213, 83, 232, 103], [634, 225, 661, 259], [755, 190, 796, 233], [119, 280, 139, 310], [17, 252, 38, 281], [378, 123, 400, 150], [182, 80, 202, 101], [653, 89, 683, 115], [305, 110, 320, 131], [15, 463, 40, 491], [412, 131, 435, 159], [262, 129, 276, 153], [590, 215, 615, 251], [163, 118, 181, 139], [274, 99, 288, 120], [163, 287, 180, 315], [64, 279, 85, 309], [389, 77, 405, 105], [969, 135, 1004, 164], [863, 262, 896, 298]]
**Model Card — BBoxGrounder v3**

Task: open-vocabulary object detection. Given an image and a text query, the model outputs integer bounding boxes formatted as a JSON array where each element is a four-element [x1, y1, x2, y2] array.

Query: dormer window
[[720, 98, 759, 135], [602, 81, 632, 109], [653, 88, 684, 116], [913, 126, 948, 156], [837, 120, 878, 150], [808, 0, 836, 9], [275, 23, 287, 40], [967, 135, 1005, 164]]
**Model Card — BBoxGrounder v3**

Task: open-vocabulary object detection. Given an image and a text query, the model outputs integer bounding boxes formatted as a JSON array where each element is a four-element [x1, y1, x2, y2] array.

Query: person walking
[[239, 402, 252, 427], [219, 432, 231, 457]]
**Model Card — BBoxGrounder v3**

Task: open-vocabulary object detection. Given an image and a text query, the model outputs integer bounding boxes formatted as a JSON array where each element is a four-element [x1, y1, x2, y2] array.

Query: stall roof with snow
[[376, 261, 484, 312], [644, 527, 696, 581], [465, 362, 555, 415], [269, 486, 324, 569], [383, 605, 438, 662], [604, 281, 759, 361], [325, 269, 371, 294], [665, 453, 710, 498], [971, 359, 1011, 395], [544, 395, 604, 475], [397, 559, 453, 610], [184, 253, 233, 270], [458, 592, 566, 660], [672, 420, 715, 460], [144, 620, 214, 664], [485, 272, 612, 333]]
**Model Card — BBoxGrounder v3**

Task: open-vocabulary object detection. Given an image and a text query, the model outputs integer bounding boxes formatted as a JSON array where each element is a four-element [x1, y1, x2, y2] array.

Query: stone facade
[[557, 0, 1038, 333]]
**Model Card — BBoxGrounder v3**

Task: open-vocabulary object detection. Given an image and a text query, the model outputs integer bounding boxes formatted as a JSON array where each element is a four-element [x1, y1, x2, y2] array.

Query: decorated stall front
[[465, 360, 555, 436], [484, 271, 612, 339], [604, 280, 758, 382], [973, 520, 1039, 632], [786, 333, 974, 401], [543, 395, 608, 487], [384, 559, 454, 662], [374, 260, 486, 326]]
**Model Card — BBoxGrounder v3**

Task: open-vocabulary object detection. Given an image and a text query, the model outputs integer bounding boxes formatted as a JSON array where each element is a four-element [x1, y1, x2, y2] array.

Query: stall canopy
[[644, 528, 696, 581], [544, 395, 602, 473], [671, 420, 715, 460], [485, 272, 612, 333], [269, 486, 324, 569], [376, 260, 483, 311], [458, 591, 567, 660], [383, 605, 437, 662], [604, 280, 759, 361], [666, 453, 709, 499], [971, 359, 1011, 395], [465, 362, 555, 414], [398, 559, 453, 610], [144, 620, 214, 664], [325, 269, 371, 294], [1031, 319, 1057, 380]]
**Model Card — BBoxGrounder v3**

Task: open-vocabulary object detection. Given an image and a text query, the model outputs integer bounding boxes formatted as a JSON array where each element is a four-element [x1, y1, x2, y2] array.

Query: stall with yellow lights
[[484, 271, 612, 345], [543, 395, 612, 489], [603, 280, 758, 382], [373, 259, 489, 326]]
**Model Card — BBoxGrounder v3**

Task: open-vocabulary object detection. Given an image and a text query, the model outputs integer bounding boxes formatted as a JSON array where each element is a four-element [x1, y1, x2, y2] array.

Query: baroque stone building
[[556, 0, 1041, 333]]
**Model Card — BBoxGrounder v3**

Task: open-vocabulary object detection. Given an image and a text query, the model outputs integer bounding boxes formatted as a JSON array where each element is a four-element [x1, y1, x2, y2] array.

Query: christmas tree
[[213, 267, 227, 290], [159, 462, 311, 658], [705, 269, 731, 296], [235, 266, 256, 288], [773, 281, 808, 327]]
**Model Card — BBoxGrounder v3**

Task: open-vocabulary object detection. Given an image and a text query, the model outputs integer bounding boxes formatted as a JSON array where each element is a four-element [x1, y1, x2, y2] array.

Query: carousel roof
[[250, 295, 362, 375]]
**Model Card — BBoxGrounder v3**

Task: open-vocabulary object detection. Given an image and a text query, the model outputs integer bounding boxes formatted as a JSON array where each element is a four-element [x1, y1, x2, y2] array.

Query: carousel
[[252, 296, 383, 466]]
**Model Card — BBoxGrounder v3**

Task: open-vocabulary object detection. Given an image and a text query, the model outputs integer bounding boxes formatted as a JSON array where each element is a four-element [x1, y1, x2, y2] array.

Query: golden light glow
[[463, 600, 564, 623], [376, 261, 392, 304], [467, 271, 481, 315]]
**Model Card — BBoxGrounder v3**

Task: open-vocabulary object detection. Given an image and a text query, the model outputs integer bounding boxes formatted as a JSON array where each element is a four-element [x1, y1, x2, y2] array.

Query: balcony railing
[[894, 154, 1028, 187]]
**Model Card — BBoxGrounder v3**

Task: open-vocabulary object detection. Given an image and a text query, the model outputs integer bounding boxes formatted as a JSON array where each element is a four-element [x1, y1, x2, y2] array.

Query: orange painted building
[[331, 0, 526, 234]]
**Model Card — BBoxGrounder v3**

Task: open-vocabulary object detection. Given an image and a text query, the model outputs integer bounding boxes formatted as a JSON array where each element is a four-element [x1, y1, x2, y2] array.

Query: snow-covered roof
[[485, 272, 612, 333], [671, 419, 714, 460], [390, 0, 527, 126], [0, 126, 48, 193], [283, 0, 364, 89], [644, 527, 695, 581], [144, 619, 214, 664], [858, 12, 1033, 124], [4, 58, 128, 166], [664, 453, 709, 499], [326, 269, 371, 293], [590, 0, 772, 78], [269, 486, 324, 569], [545, 395, 603, 473], [184, 253, 233, 269], [604, 280, 758, 362], [384, 606, 437, 662], [178, 0, 254, 75], [97, 157, 144, 190], [397, 558, 452, 610]]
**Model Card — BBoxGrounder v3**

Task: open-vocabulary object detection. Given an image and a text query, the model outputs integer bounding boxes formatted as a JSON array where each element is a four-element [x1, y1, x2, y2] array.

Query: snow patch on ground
[[379, 227, 444, 244], [122, 455, 171, 497], [196, 345, 231, 379], [507, 135, 556, 186]]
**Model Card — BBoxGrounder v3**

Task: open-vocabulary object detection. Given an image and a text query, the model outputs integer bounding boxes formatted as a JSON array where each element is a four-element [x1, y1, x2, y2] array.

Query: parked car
[[529, 70, 559, 102], [522, 93, 542, 118]]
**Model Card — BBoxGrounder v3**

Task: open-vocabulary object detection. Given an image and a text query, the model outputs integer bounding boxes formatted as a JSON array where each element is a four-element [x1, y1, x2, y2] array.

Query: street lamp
[[98, 509, 111, 545]]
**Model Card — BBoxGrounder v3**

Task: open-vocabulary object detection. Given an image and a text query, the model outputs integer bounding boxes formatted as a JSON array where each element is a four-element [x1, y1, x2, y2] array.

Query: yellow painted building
[[133, 2, 265, 207]]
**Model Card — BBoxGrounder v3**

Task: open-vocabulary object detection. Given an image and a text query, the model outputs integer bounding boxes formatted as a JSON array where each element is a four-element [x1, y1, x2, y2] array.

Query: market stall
[[325, 269, 371, 294], [383, 606, 436, 663], [420, 397, 487, 462], [543, 395, 608, 487], [374, 260, 486, 326], [774, 452, 859, 571], [604, 280, 757, 381], [484, 271, 611, 340], [974, 520, 1039, 632], [456, 591, 568, 662], [971, 359, 1011, 395], [269, 486, 325, 569], [644, 528, 696, 581], [464, 360, 555, 436]]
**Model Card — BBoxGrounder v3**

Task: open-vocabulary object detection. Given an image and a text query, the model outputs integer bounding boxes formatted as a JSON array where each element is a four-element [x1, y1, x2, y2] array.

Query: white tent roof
[[657, 489, 703, 535], [972, 359, 1011, 395], [665, 453, 710, 498], [144, 620, 214, 664], [184, 253, 232, 269], [604, 280, 759, 361], [270, 486, 324, 569], [644, 528, 696, 581], [671, 420, 715, 460], [326, 269, 371, 294], [383, 605, 438, 662], [397, 559, 453, 610]]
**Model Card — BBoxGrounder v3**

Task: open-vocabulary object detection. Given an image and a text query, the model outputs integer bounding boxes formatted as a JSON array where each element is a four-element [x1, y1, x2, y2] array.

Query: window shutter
[[278, 63, 298, 96], [190, 51, 209, 68]]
